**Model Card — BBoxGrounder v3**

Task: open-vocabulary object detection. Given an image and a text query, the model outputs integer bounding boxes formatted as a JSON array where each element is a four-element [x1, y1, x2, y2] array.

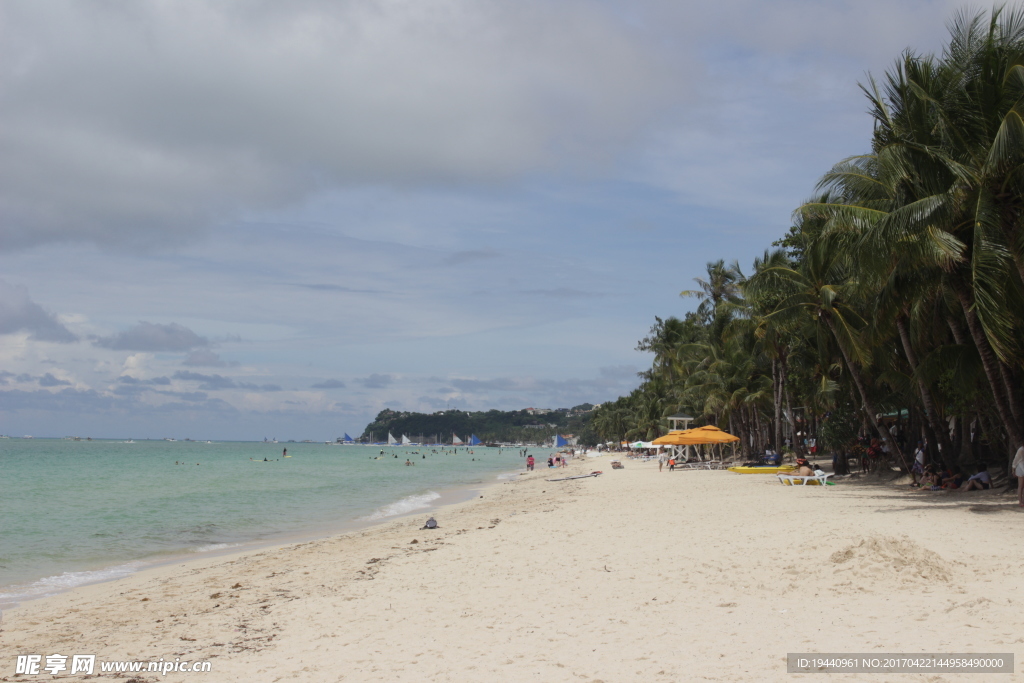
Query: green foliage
[[594, 7, 1024, 466], [818, 400, 860, 453], [359, 408, 594, 444]]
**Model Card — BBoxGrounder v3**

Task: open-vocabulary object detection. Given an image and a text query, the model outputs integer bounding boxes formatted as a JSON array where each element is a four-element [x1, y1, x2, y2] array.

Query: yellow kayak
[[727, 465, 796, 474]]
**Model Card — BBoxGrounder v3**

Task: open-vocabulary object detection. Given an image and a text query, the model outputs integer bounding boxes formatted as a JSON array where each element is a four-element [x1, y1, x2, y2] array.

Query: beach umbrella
[[653, 426, 740, 462], [652, 425, 739, 445], [652, 430, 693, 446]]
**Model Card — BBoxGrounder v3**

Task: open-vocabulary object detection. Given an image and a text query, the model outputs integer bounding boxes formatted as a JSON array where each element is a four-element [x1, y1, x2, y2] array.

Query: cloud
[[173, 370, 236, 390], [39, 373, 71, 387], [183, 349, 236, 367], [359, 373, 394, 389], [599, 365, 640, 379], [519, 287, 603, 299], [157, 390, 209, 402], [311, 379, 346, 389], [291, 284, 382, 294], [442, 249, 500, 266], [0, 280, 77, 342], [173, 370, 280, 392], [118, 375, 171, 386], [0, 0, 676, 248], [95, 322, 208, 352], [450, 378, 519, 392]]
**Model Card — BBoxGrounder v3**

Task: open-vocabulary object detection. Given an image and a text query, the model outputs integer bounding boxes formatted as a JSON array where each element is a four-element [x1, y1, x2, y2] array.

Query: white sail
[[401, 434, 411, 445], [387, 432, 398, 445], [452, 433, 464, 445]]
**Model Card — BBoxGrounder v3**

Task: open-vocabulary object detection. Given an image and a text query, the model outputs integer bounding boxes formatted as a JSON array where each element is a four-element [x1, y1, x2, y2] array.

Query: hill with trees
[[359, 405, 599, 445]]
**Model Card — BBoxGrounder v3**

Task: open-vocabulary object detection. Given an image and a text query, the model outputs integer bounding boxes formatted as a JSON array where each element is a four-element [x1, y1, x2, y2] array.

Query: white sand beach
[[4, 455, 1023, 682]]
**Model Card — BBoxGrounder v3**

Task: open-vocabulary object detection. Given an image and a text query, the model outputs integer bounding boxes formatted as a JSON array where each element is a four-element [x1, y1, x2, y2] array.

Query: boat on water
[[727, 465, 797, 474]]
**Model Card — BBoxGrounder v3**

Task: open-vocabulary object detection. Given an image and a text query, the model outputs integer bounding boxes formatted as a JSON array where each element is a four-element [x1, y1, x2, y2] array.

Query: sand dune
[[4, 455, 1022, 681]]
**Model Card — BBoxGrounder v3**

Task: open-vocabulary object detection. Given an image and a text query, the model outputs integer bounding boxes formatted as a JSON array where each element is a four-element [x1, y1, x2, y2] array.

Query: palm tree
[[747, 229, 908, 468]]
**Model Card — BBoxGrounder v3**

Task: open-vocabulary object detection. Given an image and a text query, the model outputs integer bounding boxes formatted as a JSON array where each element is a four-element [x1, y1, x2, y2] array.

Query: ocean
[[0, 438, 558, 607]]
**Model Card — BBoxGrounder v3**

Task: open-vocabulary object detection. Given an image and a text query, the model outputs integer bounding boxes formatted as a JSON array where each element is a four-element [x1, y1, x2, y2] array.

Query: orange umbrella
[[652, 425, 739, 445]]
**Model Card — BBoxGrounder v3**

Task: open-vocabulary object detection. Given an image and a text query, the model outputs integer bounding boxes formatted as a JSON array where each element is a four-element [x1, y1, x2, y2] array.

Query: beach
[[4, 455, 1023, 682]]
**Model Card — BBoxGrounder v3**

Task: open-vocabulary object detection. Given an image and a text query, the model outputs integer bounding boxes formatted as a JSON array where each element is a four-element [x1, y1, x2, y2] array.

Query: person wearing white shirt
[[961, 465, 992, 492]]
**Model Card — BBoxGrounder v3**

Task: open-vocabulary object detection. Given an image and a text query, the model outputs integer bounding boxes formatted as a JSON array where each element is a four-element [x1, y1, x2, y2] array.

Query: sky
[[0, 0, 972, 440]]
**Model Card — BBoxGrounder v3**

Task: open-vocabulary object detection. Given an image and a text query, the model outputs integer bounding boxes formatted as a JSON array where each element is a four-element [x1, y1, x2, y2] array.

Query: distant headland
[[359, 405, 599, 445]]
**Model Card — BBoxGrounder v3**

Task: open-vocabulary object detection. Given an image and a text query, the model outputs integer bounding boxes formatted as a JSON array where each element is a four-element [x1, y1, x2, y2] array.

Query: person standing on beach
[[527, 455, 534, 471], [911, 441, 925, 485], [658, 452, 666, 472], [1013, 445, 1024, 507]]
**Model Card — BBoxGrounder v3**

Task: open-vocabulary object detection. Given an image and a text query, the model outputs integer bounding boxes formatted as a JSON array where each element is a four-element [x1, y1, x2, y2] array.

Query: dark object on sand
[[422, 517, 439, 529], [546, 472, 602, 482]]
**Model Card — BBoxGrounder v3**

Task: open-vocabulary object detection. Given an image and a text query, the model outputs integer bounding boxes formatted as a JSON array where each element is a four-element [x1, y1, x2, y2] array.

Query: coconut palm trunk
[[895, 315, 954, 467], [823, 315, 908, 470], [952, 281, 1024, 450], [772, 357, 783, 451]]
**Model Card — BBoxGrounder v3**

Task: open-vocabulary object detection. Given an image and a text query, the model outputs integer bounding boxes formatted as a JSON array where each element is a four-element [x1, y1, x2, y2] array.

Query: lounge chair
[[776, 472, 832, 486]]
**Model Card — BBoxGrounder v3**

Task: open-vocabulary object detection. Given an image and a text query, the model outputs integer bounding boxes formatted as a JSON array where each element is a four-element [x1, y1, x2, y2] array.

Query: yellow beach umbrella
[[651, 430, 694, 445], [653, 425, 739, 445]]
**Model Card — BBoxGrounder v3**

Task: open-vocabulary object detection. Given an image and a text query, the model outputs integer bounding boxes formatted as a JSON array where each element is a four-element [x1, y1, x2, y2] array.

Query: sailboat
[[387, 432, 398, 446], [401, 434, 412, 446], [555, 435, 569, 447], [452, 433, 464, 445], [469, 434, 482, 446], [342, 433, 355, 443]]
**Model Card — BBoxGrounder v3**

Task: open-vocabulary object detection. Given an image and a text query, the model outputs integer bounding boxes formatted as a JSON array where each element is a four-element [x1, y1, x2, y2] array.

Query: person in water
[[283, 448, 287, 457]]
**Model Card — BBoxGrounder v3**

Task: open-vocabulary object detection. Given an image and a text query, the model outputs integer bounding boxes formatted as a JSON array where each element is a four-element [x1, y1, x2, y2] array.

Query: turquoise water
[[0, 439, 554, 605]]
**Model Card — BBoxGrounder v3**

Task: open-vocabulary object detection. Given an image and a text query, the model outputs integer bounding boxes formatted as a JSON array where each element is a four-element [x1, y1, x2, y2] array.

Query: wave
[[495, 470, 521, 480], [361, 491, 441, 521], [0, 562, 143, 604], [191, 542, 243, 553]]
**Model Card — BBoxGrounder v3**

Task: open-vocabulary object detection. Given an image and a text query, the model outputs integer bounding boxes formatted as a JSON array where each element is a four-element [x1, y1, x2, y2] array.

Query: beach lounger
[[776, 472, 832, 486]]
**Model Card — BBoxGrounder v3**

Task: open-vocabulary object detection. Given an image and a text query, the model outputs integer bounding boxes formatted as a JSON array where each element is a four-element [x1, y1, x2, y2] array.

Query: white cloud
[[0, 280, 77, 342], [94, 322, 209, 351], [0, 0, 678, 248]]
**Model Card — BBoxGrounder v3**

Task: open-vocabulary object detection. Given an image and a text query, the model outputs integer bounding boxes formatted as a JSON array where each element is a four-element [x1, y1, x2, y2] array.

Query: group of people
[[523, 453, 570, 471], [909, 441, 1024, 506], [912, 463, 991, 491]]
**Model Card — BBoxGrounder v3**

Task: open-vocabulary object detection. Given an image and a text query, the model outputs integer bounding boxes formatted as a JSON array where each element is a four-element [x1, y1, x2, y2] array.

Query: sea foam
[[0, 562, 143, 604], [191, 542, 243, 554], [362, 491, 441, 520]]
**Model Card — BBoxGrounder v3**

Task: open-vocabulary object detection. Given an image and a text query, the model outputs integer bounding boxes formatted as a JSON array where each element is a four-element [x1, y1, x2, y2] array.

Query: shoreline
[[6, 453, 1020, 682], [0, 461, 533, 610]]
